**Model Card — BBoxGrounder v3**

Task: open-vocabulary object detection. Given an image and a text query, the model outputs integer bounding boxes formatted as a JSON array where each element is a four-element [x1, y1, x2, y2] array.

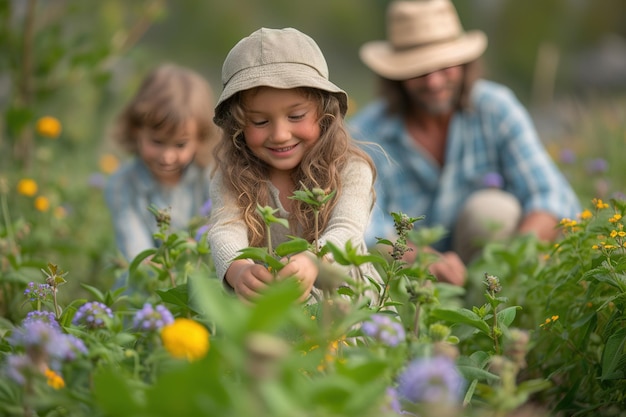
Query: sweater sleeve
[[207, 170, 251, 281], [318, 158, 375, 251]]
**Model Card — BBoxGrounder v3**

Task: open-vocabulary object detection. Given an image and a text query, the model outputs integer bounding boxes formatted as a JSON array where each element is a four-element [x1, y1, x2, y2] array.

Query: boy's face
[[241, 87, 321, 177], [137, 119, 200, 185]]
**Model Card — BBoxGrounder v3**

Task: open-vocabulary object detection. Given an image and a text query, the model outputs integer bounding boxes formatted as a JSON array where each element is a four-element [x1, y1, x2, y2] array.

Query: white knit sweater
[[207, 158, 381, 289]]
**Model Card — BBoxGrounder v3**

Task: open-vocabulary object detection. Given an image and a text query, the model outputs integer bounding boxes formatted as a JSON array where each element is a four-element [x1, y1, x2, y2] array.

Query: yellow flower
[[161, 318, 209, 361], [99, 154, 120, 175], [580, 209, 592, 220], [34, 196, 50, 212], [44, 368, 65, 389], [17, 178, 38, 197], [592, 198, 609, 209], [36, 116, 62, 139]]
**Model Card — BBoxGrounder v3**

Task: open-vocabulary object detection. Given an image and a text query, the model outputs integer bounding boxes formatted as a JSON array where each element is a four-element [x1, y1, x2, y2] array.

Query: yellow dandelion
[[610, 230, 618, 238], [34, 196, 50, 212], [161, 318, 209, 361], [580, 209, 592, 220], [44, 368, 65, 389], [36, 116, 62, 139], [592, 244, 599, 250], [551, 315, 559, 321], [17, 178, 38, 197], [99, 154, 120, 175], [609, 214, 623, 223]]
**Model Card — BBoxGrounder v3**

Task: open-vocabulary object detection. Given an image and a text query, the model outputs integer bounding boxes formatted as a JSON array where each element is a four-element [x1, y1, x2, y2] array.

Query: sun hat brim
[[360, 30, 487, 80], [214, 62, 348, 126]]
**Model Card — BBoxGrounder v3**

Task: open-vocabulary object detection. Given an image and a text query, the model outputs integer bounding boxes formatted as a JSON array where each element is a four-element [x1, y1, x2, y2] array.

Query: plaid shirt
[[349, 80, 581, 252]]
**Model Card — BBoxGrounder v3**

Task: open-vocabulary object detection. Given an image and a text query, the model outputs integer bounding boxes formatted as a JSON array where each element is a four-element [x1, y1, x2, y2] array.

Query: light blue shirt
[[104, 158, 211, 261], [349, 80, 581, 252]]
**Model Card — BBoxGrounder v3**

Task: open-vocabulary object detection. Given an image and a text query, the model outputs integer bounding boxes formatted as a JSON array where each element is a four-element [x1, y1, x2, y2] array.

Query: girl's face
[[137, 119, 200, 185], [242, 87, 321, 176]]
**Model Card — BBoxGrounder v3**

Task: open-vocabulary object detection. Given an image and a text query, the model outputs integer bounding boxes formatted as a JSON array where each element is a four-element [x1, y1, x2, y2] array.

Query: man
[[349, 0, 581, 285]]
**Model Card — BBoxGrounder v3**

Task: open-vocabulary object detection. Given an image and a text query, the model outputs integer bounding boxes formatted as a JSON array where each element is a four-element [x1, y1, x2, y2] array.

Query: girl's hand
[[225, 259, 274, 303], [278, 251, 318, 302]]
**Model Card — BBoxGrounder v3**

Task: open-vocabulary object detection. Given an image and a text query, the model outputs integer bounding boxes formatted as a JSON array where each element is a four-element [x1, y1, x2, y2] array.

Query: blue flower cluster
[[395, 356, 466, 406], [23, 282, 53, 303], [132, 303, 174, 332], [6, 318, 87, 384], [72, 301, 113, 329], [23, 310, 60, 330], [361, 314, 406, 347]]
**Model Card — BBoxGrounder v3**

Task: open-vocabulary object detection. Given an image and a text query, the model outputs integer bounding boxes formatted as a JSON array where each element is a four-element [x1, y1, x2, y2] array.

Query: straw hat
[[214, 27, 348, 127], [360, 0, 487, 80]]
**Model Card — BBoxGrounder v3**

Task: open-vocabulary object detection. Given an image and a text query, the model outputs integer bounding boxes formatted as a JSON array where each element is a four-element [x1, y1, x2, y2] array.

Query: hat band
[[393, 34, 463, 52]]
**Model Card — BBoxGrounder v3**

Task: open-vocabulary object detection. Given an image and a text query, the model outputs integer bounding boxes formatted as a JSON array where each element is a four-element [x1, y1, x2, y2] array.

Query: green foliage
[[1, 1, 626, 417]]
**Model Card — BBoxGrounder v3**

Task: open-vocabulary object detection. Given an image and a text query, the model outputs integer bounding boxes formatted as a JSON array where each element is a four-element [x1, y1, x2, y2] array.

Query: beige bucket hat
[[360, 0, 487, 80], [214, 27, 348, 127]]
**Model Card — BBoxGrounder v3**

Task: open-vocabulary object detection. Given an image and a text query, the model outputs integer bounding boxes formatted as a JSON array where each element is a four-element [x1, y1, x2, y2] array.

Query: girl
[[105, 63, 219, 262], [208, 27, 379, 303]]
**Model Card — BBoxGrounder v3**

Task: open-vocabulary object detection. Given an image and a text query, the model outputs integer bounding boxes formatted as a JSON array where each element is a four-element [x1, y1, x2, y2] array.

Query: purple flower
[[4, 354, 34, 386], [60, 334, 88, 361], [24, 282, 53, 303], [132, 303, 174, 332], [384, 387, 402, 414], [586, 158, 608, 174], [8, 320, 87, 372], [481, 172, 504, 189], [195, 224, 212, 242], [361, 314, 406, 347], [23, 310, 60, 330], [200, 198, 212, 217], [396, 356, 466, 405], [88, 173, 106, 189], [559, 148, 576, 165], [72, 301, 113, 329]]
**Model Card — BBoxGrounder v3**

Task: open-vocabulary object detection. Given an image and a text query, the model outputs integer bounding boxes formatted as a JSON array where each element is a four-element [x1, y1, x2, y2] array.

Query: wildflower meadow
[[2, 2, 626, 417]]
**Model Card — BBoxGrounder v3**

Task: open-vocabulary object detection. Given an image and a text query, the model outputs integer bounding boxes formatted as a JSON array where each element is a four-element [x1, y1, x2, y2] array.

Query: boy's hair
[[113, 63, 219, 167], [213, 87, 376, 247]]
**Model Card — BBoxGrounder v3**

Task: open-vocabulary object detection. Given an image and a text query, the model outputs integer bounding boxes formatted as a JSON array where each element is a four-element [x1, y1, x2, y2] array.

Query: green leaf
[[129, 248, 157, 276], [246, 278, 302, 332], [275, 238, 310, 257], [430, 307, 491, 335], [156, 286, 189, 309], [92, 368, 144, 415], [600, 328, 626, 380], [80, 283, 105, 302], [496, 306, 521, 327], [457, 365, 500, 383], [233, 247, 272, 263]]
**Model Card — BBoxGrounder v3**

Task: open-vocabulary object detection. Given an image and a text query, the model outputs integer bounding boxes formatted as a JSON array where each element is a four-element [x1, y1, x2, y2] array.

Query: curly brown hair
[[113, 63, 219, 167], [213, 87, 376, 247]]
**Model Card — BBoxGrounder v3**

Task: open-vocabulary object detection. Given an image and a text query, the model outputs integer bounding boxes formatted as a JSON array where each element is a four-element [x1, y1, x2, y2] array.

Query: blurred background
[[1, 0, 625, 305]]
